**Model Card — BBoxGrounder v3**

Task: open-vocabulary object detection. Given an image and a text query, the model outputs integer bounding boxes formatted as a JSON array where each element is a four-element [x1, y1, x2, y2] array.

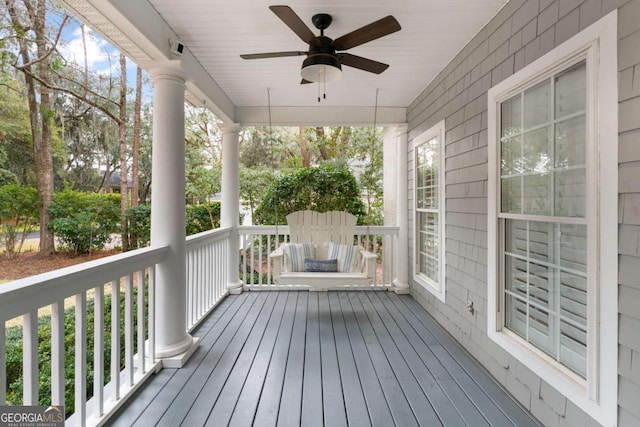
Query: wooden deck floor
[[109, 291, 541, 427]]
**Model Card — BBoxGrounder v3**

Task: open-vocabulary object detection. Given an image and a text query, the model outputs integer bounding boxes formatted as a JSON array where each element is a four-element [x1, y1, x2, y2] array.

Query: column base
[[227, 280, 245, 295], [158, 336, 200, 368], [392, 279, 411, 295]]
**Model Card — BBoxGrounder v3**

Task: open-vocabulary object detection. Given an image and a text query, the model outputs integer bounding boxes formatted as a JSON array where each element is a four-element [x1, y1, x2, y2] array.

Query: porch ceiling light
[[300, 54, 342, 83]]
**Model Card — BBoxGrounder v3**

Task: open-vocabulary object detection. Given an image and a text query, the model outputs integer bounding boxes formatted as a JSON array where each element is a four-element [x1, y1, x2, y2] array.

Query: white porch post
[[392, 124, 410, 294], [149, 65, 197, 365], [220, 123, 244, 294]]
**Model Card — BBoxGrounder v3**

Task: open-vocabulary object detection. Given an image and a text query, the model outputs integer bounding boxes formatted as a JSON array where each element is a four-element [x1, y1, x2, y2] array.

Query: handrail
[[0, 246, 169, 322], [186, 226, 232, 249]]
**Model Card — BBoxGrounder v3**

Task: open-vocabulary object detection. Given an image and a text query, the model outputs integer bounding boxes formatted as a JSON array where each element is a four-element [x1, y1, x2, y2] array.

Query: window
[[501, 61, 588, 378], [414, 120, 445, 301], [487, 12, 617, 426]]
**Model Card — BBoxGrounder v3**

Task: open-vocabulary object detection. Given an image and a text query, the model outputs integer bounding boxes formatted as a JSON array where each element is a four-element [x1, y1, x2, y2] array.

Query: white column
[[392, 124, 410, 294], [149, 65, 196, 364], [220, 123, 244, 294]]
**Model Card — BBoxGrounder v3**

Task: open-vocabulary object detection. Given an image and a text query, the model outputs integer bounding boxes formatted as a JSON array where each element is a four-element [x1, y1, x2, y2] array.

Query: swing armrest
[[359, 250, 378, 285], [269, 249, 284, 280]]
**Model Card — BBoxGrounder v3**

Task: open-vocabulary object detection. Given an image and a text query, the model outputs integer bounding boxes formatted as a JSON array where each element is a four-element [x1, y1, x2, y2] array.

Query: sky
[[57, 18, 153, 102]]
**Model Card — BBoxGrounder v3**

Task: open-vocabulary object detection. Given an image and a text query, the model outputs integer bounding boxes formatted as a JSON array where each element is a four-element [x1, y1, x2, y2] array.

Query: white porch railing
[[0, 225, 396, 426], [0, 246, 168, 427], [238, 225, 400, 290], [185, 227, 231, 332]]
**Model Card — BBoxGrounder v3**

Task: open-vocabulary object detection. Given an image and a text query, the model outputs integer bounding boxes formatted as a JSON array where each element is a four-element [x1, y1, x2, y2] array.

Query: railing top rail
[[186, 226, 232, 249], [0, 245, 169, 322]]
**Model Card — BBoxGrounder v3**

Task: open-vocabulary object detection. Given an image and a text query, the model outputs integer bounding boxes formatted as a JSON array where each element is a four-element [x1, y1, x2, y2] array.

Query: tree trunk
[[131, 66, 142, 207], [6, 0, 57, 255], [299, 127, 310, 167], [119, 54, 129, 251], [316, 127, 329, 161]]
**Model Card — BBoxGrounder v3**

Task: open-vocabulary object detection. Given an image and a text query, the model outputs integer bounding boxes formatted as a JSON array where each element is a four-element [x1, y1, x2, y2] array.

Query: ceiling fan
[[240, 5, 401, 84]]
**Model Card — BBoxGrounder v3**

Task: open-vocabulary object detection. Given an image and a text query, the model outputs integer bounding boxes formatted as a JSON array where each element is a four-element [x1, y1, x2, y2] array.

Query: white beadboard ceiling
[[62, 0, 509, 124]]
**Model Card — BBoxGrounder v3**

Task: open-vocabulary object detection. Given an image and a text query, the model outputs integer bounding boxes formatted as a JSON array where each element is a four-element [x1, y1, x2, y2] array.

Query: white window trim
[[487, 11, 617, 426], [413, 120, 446, 302]]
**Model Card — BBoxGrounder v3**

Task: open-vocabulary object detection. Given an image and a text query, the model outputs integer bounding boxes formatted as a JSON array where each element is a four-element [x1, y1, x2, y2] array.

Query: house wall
[[406, 0, 640, 425]]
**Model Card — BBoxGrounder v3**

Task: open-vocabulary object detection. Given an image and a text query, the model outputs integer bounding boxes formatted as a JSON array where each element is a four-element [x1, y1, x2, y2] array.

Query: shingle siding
[[406, 0, 640, 425]]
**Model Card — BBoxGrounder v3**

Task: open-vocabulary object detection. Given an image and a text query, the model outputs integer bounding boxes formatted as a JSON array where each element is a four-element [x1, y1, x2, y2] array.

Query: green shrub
[[186, 202, 221, 235], [4, 285, 148, 417], [254, 164, 365, 225], [125, 204, 151, 249], [48, 190, 120, 253], [0, 184, 38, 258]]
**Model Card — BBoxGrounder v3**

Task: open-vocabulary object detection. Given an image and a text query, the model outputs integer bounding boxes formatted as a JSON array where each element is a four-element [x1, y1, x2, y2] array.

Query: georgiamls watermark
[[0, 406, 64, 427]]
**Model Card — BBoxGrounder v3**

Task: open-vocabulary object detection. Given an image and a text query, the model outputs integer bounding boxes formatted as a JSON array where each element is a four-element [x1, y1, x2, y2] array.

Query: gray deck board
[[109, 291, 541, 427], [274, 292, 307, 427]]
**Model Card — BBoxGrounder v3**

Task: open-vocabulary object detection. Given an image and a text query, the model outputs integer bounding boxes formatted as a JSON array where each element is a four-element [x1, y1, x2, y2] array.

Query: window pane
[[555, 61, 586, 119], [418, 212, 439, 283], [554, 168, 586, 217], [505, 255, 527, 296], [560, 271, 587, 326], [505, 294, 527, 338], [555, 115, 586, 168], [501, 95, 522, 137], [560, 320, 587, 377], [523, 127, 551, 173], [523, 174, 551, 215], [501, 176, 522, 213], [559, 224, 587, 273], [501, 136, 522, 175], [528, 305, 556, 357], [417, 141, 439, 209], [529, 221, 553, 263], [524, 80, 551, 129], [529, 261, 551, 309], [505, 219, 528, 257]]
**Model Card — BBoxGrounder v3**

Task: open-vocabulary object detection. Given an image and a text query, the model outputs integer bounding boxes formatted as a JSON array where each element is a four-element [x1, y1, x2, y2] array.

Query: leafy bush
[[48, 190, 120, 253], [0, 184, 38, 258], [125, 203, 151, 249], [186, 202, 221, 235], [254, 164, 365, 225]]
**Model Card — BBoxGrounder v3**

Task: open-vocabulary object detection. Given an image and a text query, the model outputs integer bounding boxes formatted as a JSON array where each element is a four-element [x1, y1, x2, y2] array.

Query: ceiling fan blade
[[338, 53, 389, 74], [269, 5, 320, 46], [240, 51, 307, 59], [332, 16, 401, 51], [301, 79, 313, 84]]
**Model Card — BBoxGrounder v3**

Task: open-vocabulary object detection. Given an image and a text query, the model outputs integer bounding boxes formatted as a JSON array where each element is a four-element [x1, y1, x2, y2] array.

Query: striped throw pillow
[[327, 242, 361, 273], [281, 243, 315, 272]]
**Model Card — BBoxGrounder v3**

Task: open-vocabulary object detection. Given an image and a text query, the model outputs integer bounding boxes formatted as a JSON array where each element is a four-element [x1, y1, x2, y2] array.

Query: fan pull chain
[[317, 71, 327, 103]]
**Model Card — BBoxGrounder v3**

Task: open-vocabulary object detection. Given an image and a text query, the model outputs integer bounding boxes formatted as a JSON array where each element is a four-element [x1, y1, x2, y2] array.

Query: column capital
[[218, 123, 242, 134], [147, 61, 186, 82], [394, 123, 409, 136]]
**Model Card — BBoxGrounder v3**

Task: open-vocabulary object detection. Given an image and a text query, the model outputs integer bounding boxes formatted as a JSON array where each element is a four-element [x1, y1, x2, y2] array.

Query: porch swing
[[266, 89, 379, 290]]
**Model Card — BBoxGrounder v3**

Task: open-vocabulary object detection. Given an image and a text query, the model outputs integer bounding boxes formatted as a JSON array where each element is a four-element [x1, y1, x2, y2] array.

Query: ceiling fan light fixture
[[300, 54, 342, 83]]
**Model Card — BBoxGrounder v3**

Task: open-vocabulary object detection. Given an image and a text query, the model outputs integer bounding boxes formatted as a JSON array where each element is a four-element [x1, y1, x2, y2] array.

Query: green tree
[[254, 164, 365, 225], [239, 166, 274, 222]]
